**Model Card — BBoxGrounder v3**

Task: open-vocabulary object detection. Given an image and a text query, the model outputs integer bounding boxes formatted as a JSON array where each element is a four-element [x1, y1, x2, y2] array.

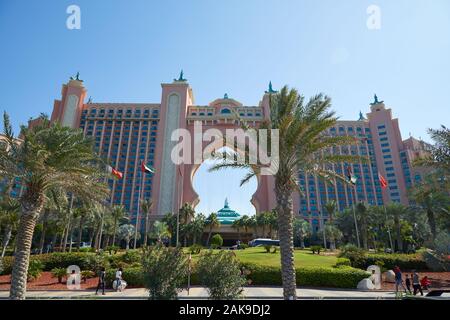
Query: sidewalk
[[0, 287, 397, 300]]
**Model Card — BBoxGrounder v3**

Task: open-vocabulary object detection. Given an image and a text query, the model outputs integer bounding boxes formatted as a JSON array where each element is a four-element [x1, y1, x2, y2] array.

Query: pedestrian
[[393, 266, 407, 294], [115, 268, 123, 292], [96, 267, 106, 295], [420, 276, 431, 291], [405, 274, 412, 294], [412, 271, 423, 296]]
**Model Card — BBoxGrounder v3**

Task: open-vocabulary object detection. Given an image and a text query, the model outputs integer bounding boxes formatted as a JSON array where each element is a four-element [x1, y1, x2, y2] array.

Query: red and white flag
[[107, 165, 123, 179], [378, 172, 388, 189]]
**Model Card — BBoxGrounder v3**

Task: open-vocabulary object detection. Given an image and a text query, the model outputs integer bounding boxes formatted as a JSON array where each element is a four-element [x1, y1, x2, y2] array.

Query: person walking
[[115, 268, 123, 292], [420, 276, 431, 291], [95, 267, 106, 295], [405, 274, 412, 294], [412, 271, 423, 296], [393, 266, 407, 294]]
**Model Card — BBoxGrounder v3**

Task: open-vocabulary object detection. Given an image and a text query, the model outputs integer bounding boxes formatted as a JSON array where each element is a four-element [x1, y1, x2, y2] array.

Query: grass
[[188, 247, 338, 268]]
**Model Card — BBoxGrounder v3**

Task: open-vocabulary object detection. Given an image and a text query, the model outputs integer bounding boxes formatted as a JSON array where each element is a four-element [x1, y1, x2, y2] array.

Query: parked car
[[249, 238, 280, 247]]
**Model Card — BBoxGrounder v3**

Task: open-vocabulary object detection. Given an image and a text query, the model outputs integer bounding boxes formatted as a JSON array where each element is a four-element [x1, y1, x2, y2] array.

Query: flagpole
[[134, 169, 145, 249], [384, 205, 394, 251]]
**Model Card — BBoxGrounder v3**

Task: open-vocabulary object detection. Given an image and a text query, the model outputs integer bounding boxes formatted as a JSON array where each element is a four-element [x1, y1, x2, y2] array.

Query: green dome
[[217, 198, 240, 225]]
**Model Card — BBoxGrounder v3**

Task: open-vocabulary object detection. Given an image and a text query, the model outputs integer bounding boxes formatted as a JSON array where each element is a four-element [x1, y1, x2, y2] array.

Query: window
[[221, 108, 231, 114]]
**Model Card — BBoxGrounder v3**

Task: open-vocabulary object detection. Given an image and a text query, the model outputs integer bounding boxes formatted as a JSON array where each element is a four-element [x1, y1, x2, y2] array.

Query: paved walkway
[[0, 287, 397, 300]]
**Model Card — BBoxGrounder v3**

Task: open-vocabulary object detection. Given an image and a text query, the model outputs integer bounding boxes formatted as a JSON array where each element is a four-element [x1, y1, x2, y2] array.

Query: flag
[[346, 166, 357, 185], [107, 165, 123, 179], [378, 172, 388, 189], [141, 161, 155, 174]]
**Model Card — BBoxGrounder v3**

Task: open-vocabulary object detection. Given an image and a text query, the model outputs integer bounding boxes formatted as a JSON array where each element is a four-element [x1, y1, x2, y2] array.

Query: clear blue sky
[[1, 0, 449, 215]]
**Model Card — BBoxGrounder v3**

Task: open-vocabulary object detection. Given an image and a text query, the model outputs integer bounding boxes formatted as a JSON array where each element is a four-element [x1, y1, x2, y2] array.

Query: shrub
[[105, 267, 144, 287], [121, 250, 142, 264], [196, 250, 246, 300], [106, 246, 120, 255], [0, 256, 12, 275], [51, 267, 67, 283], [142, 245, 188, 300], [239, 244, 249, 250], [189, 244, 203, 255], [264, 245, 272, 253], [338, 244, 367, 267], [334, 258, 351, 268], [311, 245, 323, 255], [81, 270, 96, 283], [78, 247, 95, 253], [27, 260, 44, 282], [210, 234, 223, 249], [240, 263, 370, 288]]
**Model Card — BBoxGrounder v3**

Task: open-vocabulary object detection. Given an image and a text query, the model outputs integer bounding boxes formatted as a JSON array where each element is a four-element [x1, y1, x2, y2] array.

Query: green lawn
[[189, 247, 338, 268]]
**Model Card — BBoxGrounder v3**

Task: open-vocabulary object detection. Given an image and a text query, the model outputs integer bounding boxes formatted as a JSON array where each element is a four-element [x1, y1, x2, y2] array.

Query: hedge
[[354, 253, 428, 271], [101, 264, 369, 289]]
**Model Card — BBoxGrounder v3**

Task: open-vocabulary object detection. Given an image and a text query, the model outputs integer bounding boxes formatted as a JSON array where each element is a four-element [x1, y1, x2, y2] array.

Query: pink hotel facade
[[47, 76, 428, 231]]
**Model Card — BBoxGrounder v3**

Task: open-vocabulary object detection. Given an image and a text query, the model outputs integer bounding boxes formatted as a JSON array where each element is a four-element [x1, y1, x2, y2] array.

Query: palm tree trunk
[[300, 237, 305, 249], [1, 225, 12, 258], [38, 219, 47, 255], [426, 209, 437, 241], [112, 219, 117, 246], [207, 227, 213, 246], [77, 217, 83, 251], [144, 212, 150, 247], [394, 217, 402, 252], [9, 198, 43, 300], [275, 183, 297, 300]]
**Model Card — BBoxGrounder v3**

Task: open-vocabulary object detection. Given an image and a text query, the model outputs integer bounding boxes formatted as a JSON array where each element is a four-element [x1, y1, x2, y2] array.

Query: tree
[[150, 221, 171, 243], [118, 224, 135, 250], [179, 203, 195, 247], [141, 199, 153, 247], [256, 212, 270, 238], [210, 87, 359, 299], [197, 250, 246, 300], [293, 218, 310, 249], [356, 202, 369, 250], [0, 113, 109, 299], [189, 214, 206, 245], [205, 213, 220, 246], [0, 196, 19, 257], [162, 212, 177, 246], [384, 203, 409, 252], [324, 200, 337, 250], [109, 205, 127, 247]]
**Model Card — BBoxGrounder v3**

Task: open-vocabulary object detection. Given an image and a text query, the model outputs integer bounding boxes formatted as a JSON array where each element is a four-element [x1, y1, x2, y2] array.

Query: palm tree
[[118, 224, 135, 250], [210, 87, 359, 299], [324, 200, 337, 250], [179, 203, 195, 246], [232, 219, 242, 241], [150, 221, 171, 243], [0, 113, 109, 299], [247, 215, 258, 238], [190, 214, 206, 245], [293, 218, 310, 249], [267, 211, 278, 239], [356, 202, 369, 250], [110, 205, 127, 246], [385, 203, 409, 252], [256, 212, 270, 238], [162, 212, 177, 246], [141, 199, 153, 247], [0, 196, 20, 257], [205, 212, 220, 246]]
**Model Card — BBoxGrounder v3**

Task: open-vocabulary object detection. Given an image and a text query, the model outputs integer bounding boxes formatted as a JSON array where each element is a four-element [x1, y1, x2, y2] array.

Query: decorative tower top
[[174, 70, 187, 82], [223, 93, 229, 99], [370, 94, 384, 105], [358, 111, 366, 121], [224, 198, 229, 208], [265, 81, 278, 94], [70, 72, 83, 82]]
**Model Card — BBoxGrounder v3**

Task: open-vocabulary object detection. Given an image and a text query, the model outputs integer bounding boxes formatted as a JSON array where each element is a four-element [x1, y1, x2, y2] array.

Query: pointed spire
[[370, 93, 384, 105], [223, 93, 229, 99], [174, 70, 187, 82], [265, 81, 278, 94], [224, 198, 229, 208], [358, 111, 366, 121]]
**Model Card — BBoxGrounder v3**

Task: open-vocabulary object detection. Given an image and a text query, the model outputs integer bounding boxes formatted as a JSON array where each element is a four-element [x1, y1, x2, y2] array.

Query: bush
[[210, 234, 223, 249], [142, 245, 188, 300], [78, 247, 95, 253], [121, 250, 142, 264], [196, 250, 246, 300], [81, 270, 96, 283], [239, 244, 249, 250], [106, 246, 120, 255], [240, 263, 370, 288], [338, 244, 367, 267], [0, 256, 12, 275], [27, 260, 44, 282], [106, 267, 144, 287], [334, 258, 351, 268], [51, 267, 67, 283], [311, 245, 323, 255], [189, 244, 203, 255]]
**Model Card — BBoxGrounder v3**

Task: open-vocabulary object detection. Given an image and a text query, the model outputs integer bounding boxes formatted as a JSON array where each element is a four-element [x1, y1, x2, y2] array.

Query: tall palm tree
[[190, 214, 206, 245], [256, 212, 270, 238], [0, 196, 20, 257], [356, 202, 369, 250], [385, 203, 409, 252], [150, 221, 171, 243], [205, 212, 220, 246], [247, 215, 258, 238], [179, 203, 195, 247], [110, 205, 127, 246], [232, 219, 242, 241], [324, 200, 337, 250], [293, 218, 310, 249], [162, 212, 177, 246], [0, 113, 109, 299], [141, 199, 153, 247], [210, 87, 359, 299]]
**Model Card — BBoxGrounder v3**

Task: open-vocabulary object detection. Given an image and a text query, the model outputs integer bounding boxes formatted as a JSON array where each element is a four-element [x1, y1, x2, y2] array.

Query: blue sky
[[1, 0, 449, 216]]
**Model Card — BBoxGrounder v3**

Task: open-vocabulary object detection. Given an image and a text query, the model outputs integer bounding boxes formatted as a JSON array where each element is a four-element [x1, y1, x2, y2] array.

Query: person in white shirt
[[115, 268, 123, 292]]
